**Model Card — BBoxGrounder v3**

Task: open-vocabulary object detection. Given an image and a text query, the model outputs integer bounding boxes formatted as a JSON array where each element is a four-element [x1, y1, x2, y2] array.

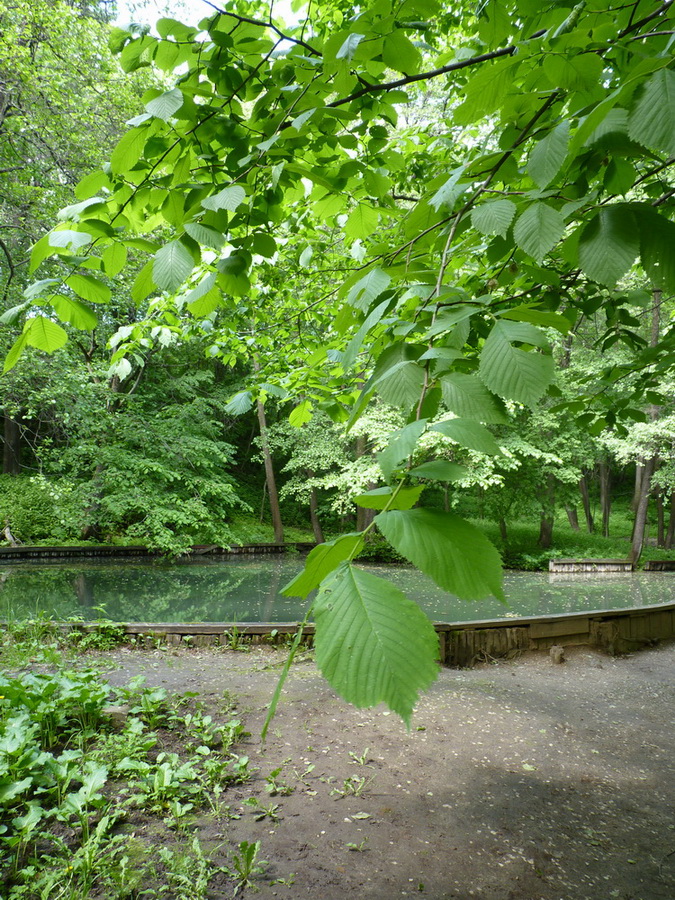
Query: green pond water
[[0, 556, 673, 623]]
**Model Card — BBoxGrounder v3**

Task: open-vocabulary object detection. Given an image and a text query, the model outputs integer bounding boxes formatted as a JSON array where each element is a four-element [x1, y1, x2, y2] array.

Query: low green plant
[[1, 663, 265, 897], [157, 836, 224, 899], [330, 774, 372, 799], [348, 747, 371, 766], [227, 840, 267, 895], [244, 795, 281, 822], [347, 838, 370, 852], [0, 614, 63, 667], [66, 620, 128, 651], [264, 765, 294, 796]]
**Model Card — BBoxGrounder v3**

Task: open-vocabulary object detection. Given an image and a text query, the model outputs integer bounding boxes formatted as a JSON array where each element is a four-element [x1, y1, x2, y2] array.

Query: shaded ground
[[96, 642, 675, 900]]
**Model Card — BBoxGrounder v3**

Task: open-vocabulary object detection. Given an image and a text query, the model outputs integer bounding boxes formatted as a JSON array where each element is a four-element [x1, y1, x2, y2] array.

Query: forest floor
[[90, 641, 675, 900]]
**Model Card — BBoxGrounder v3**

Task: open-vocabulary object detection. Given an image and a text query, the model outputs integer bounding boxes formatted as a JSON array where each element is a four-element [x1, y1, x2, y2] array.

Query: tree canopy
[[6, 0, 675, 723]]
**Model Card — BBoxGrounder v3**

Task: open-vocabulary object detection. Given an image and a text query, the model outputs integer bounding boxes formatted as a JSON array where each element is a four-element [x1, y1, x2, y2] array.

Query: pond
[[0, 556, 673, 624]]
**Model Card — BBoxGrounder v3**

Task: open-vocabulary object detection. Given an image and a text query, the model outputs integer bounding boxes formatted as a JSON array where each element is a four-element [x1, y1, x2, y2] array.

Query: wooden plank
[[530, 618, 589, 639]]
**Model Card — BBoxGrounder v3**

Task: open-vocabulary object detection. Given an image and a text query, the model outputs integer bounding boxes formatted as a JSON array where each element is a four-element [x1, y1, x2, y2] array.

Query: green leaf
[[186, 273, 219, 316], [499, 306, 571, 333], [201, 185, 246, 212], [110, 128, 147, 175], [408, 461, 468, 482], [224, 391, 253, 415], [3, 333, 29, 373], [542, 53, 603, 93], [470, 199, 516, 238], [479, 320, 553, 407], [184, 222, 225, 250], [513, 203, 565, 262], [375, 509, 504, 601], [48, 230, 93, 250], [342, 298, 391, 370], [378, 420, 427, 481], [25, 316, 68, 353], [52, 297, 98, 330], [454, 59, 515, 125], [430, 166, 466, 212], [314, 563, 439, 725], [527, 122, 569, 189], [344, 205, 379, 240], [102, 244, 128, 277], [382, 31, 421, 74], [336, 33, 365, 60], [289, 400, 313, 427], [0, 302, 29, 325], [74, 169, 109, 200], [440, 374, 506, 423], [282, 534, 364, 599], [145, 88, 183, 121], [24, 279, 60, 300], [636, 208, 675, 294], [109, 357, 132, 381], [628, 68, 675, 157], [58, 197, 105, 221], [346, 267, 391, 311], [131, 260, 155, 304], [371, 345, 425, 410], [153, 241, 195, 292], [251, 232, 277, 258], [66, 274, 111, 304], [578, 206, 639, 287], [354, 486, 424, 511], [431, 418, 501, 455]]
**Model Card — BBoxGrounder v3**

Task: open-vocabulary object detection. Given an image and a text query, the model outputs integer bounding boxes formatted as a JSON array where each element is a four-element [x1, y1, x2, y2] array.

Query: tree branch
[[201, 1, 321, 57], [0, 236, 16, 305]]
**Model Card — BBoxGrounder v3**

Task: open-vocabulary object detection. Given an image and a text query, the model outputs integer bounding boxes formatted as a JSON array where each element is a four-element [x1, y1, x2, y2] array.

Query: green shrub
[[0, 475, 79, 543]]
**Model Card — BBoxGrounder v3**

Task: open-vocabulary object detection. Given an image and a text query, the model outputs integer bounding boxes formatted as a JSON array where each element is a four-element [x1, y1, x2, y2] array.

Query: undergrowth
[[0, 667, 278, 898]]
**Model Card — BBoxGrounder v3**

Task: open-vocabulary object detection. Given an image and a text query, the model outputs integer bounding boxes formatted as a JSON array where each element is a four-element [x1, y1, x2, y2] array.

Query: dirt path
[[96, 642, 675, 900]]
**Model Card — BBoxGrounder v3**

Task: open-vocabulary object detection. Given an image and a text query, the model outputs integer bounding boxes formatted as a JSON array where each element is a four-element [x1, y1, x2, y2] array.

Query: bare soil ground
[[95, 641, 675, 900]]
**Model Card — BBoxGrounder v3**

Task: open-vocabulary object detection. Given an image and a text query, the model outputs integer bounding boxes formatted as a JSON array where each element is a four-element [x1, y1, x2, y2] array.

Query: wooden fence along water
[[548, 559, 634, 573], [2, 546, 674, 666], [58, 601, 675, 668], [0, 543, 315, 563]]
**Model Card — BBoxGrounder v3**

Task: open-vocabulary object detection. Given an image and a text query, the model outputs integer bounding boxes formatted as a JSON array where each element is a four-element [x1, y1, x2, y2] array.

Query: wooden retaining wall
[[0, 543, 315, 563], [59, 601, 675, 667], [643, 559, 675, 572], [548, 558, 633, 573]]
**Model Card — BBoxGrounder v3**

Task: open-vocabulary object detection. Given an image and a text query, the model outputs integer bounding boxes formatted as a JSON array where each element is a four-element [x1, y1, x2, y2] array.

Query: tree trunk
[[256, 398, 284, 543], [665, 494, 675, 550], [632, 463, 644, 513], [565, 506, 580, 531], [538, 476, 556, 549], [630, 455, 656, 563], [3, 521, 18, 545], [630, 290, 662, 564], [579, 471, 594, 533], [354, 434, 376, 532], [308, 482, 324, 544], [538, 514, 555, 549], [656, 490, 665, 548], [599, 460, 611, 538], [81, 462, 105, 541], [3, 414, 21, 475], [498, 517, 508, 543]]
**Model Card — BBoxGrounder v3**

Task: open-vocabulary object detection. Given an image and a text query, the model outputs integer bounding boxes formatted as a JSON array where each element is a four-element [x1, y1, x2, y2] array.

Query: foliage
[[9, 0, 675, 724], [0, 666, 267, 897], [0, 474, 79, 543]]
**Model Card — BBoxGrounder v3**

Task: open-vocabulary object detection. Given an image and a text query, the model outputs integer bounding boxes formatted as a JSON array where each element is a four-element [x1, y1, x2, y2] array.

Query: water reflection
[[0, 557, 673, 623]]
